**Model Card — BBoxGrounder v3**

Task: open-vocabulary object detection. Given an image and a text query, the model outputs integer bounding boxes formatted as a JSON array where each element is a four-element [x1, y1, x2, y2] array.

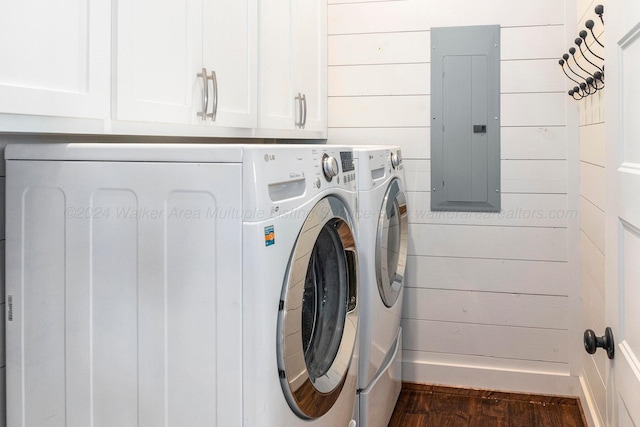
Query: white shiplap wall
[[328, 0, 581, 395], [576, 1, 606, 426]]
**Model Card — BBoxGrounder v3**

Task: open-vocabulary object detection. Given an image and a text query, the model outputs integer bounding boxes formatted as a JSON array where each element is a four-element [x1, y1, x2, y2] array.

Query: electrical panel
[[431, 25, 501, 212]]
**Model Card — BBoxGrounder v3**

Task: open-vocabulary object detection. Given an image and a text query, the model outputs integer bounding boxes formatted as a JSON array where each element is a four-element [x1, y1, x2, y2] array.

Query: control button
[[390, 152, 400, 169], [322, 154, 339, 181], [315, 177, 322, 188]]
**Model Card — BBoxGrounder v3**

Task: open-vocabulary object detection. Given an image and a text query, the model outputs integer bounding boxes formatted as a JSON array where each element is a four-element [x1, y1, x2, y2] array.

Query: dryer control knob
[[390, 152, 400, 169], [322, 154, 339, 181]]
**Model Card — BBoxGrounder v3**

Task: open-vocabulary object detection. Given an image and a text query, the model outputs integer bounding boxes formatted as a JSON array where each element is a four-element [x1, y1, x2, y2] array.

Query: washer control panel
[[242, 146, 357, 220], [316, 149, 356, 187]]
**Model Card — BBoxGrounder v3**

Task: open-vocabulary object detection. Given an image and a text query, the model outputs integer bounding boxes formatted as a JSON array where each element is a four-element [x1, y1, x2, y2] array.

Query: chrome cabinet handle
[[295, 93, 303, 128], [197, 68, 209, 119], [301, 93, 307, 129], [207, 70, 218, 122]]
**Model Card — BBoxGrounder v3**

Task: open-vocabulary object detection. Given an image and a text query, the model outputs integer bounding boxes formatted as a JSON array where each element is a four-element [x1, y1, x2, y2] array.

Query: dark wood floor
[[388, 383, 587, 427]]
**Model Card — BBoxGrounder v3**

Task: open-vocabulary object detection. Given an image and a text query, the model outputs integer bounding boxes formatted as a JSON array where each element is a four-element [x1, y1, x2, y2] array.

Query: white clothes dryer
[[352, 146, 408, 427], [5, 143, 360, 427]]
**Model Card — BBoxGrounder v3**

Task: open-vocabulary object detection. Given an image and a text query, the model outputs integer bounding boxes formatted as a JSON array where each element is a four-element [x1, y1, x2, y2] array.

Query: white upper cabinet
[[258, 0, 294, 131], [292, 0, 326, 133], [0, 0, 110, 119], [0, 0, 327, 138], [115, 0, 257, 128], [259, 0, 327, 136], [202, 0, 257, 128]]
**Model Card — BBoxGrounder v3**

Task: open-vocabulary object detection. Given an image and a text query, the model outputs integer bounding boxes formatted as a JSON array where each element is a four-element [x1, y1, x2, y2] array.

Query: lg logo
[[264, 154, 276, 162]]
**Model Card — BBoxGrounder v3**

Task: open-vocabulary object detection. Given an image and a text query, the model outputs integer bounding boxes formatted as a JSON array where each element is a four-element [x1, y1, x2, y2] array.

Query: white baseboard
[[403, 359, 581, 397], [578, 374, 604, 427]]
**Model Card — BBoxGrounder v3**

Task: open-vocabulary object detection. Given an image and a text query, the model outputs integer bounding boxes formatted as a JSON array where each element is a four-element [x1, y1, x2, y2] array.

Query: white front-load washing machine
[[5, 143, 360, 427], [353, 146, 408, 427], [242, 145, 360, 427]]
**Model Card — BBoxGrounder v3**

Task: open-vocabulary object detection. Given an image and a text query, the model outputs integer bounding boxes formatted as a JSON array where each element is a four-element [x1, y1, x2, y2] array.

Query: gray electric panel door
[[431, 25, 500, 212]]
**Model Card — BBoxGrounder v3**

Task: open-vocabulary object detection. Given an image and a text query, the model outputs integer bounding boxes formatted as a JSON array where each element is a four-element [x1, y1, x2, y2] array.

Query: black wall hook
[[569, 47, 593, 80], [563, 53, 588, 81], [568, 87, 583, 100], [595, 4, 604, 25], [560, 5, 604, 99], [579, 30, 604, 61], [563, 52, 595, 95], [586, 20, 604, 48], [575, 37, 604, 73], [559, 59, 581, 85]]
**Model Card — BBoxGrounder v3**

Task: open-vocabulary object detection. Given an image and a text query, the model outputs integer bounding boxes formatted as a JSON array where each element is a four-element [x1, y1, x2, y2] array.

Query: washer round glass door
[[277, 196, 359, 419], [376, 178, 408, 308]]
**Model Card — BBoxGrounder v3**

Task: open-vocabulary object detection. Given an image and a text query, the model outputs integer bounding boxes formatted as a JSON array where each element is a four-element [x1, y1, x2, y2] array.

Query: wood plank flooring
[[388, 383, 587, 427]]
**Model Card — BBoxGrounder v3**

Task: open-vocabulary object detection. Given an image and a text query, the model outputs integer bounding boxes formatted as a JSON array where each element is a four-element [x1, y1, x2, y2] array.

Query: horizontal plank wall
[[327, 0, 579, 396], [576, 1, 607, 426]]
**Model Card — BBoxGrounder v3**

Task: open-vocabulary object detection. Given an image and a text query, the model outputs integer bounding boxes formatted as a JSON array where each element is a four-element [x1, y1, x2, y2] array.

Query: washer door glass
[[302, 225, 347, 380], [277, 196, 358, 420], [376, 178, 408, 308]]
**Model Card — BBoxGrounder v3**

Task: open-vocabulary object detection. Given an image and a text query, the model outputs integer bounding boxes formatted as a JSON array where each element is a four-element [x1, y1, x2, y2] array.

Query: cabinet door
[[258, 0, 326, 135], [6, 160, 243, 427], [115, 0, 203, 124], [292, 0, 326, 133], [0, 0, 110, 119], [202, 0, 257, 128], [258, 0, 295, 130]]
